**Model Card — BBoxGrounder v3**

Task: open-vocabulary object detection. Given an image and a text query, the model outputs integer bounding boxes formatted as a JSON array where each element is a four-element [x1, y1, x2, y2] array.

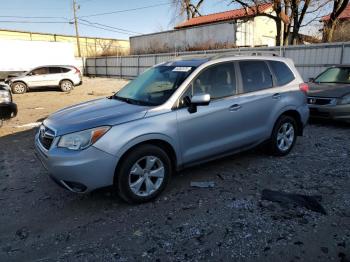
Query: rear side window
[[49, 67, 62, 74], [239, 61, 272, 93], [269, 61, 295, 86]]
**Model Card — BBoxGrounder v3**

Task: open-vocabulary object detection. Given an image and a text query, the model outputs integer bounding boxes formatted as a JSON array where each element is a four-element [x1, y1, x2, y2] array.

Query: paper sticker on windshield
[[172, 67, 192, 72]]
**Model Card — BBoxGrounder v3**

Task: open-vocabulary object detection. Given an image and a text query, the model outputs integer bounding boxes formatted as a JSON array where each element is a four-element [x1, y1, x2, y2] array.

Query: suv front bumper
[[34, 133, 119, 193]]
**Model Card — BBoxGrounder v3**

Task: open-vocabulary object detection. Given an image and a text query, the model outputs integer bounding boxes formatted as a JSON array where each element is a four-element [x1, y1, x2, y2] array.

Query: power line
[[78, 18, 141, 35], [79, 2, 171, 18], [78, 21, 135, 35]]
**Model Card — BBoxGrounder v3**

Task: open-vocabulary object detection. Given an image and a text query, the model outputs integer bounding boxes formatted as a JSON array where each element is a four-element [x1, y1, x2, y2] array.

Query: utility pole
[[73, 0, 82, 57]]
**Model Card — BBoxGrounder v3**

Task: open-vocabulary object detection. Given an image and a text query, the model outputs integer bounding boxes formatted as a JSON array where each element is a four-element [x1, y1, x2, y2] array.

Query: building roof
[[321, 3, 350, 21], [175, 3, 273, 29]]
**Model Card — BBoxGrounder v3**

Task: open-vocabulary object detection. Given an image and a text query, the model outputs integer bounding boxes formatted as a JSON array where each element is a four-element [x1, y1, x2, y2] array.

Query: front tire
[[268, 115, 297, 156], [60, 80, 73, 92], [11, 82, 27, 94], [116, 144, 172, 204]]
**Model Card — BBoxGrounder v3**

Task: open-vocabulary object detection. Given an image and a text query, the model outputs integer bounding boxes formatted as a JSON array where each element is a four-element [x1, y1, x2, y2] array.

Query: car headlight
[[58, 126, 110, 150], [0, 90, 11, 103], [339, 94, 350, 105]]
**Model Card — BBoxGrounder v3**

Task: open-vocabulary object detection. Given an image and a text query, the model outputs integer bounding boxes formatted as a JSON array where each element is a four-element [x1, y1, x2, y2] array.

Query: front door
[[25, 67, 50, 87], [176, 62, 250, 165]]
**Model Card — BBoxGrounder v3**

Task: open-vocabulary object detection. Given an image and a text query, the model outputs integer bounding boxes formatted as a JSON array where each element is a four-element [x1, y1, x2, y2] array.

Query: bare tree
[[231, 0, 329, 46], [323, 0, 349, 42], [171, 0, 205, 20], [289, 0, 312, 44]]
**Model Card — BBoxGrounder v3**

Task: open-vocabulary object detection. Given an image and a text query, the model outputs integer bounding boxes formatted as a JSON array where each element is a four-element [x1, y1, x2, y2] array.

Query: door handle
[[229, 104, 241, 112], [272, 93, 281, 99]]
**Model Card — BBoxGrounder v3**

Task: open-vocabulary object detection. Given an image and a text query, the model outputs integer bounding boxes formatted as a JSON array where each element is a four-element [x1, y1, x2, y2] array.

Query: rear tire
[[115, 144, 172, 204], [11, 82, 27, 94], [60, 80, 73, 92], [267, 115, 297, 156]]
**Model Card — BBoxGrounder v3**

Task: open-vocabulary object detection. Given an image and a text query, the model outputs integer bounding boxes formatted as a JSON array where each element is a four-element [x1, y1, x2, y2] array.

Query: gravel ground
[[0, 78, 350, 261]]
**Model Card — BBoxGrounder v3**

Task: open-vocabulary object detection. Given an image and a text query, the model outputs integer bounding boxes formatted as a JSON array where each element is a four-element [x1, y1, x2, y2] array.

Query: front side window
[[239, 61, 273, 93], [186, 62, 236, 100], [30, 67, 49, 75], [315, 67, 350, 84], [269, 61, 295, 86], [115, 65, 195, 106]]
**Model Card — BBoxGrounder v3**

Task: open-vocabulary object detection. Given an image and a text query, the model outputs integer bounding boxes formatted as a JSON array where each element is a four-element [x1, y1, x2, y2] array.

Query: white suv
[[6, 65, 82, 94]]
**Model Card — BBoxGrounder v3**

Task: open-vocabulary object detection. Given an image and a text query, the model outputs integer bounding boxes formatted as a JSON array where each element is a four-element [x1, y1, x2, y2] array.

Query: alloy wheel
[[61, 81, 72, 91], [128, 156, 165, 197], [277, 122, 295, 152], [13, 83, 25, 93]]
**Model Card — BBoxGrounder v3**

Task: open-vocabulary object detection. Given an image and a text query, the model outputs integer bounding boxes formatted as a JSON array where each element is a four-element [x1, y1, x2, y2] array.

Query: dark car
[[307, 66, 350, 123], [0, 84, 17, 126]]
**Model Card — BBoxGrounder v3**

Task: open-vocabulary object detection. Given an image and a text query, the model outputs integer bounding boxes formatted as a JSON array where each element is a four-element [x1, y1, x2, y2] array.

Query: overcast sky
[[0, 0, 329, 39]]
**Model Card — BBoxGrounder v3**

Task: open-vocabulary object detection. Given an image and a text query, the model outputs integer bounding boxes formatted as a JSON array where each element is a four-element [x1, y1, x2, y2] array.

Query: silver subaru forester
[[35, 54, 309, 203]]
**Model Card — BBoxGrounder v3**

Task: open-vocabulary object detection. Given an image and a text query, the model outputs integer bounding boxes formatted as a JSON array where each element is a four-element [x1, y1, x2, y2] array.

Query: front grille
[[307, 97, 334, 106], [39, 125, 55, 150]]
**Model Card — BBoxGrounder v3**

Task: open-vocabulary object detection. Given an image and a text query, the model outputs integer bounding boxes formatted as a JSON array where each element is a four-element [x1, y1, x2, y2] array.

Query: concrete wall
[[130, 22, 236, 54], [0, 29, 130, 57]]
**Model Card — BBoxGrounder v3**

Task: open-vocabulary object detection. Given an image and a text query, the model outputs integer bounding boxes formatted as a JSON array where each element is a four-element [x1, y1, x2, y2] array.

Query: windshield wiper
[[113, 95, 156, 106], [113, 95, 134, 104]]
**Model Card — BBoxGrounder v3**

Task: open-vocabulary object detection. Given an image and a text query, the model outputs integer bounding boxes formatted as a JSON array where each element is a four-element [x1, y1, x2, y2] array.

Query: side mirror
[[191, 94, 210, 106], [308, 77, 315, 83], [186, 94, 210, 113]]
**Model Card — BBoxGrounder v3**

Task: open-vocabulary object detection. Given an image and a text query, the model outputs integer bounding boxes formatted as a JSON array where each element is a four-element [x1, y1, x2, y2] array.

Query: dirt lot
[[0, 77, 350, 262]]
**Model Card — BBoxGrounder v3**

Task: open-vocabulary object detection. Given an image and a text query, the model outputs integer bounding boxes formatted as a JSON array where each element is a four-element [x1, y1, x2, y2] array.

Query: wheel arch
[[114, 136, 179, 182], [59, 79, 74, 86], [11, 80, 28, 90], [273, 109, 303, 136]]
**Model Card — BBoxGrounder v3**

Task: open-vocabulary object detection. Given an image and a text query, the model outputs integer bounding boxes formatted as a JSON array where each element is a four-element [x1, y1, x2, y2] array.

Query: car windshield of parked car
[[114, 65, 195, 106], [315, 67, 350, 84]]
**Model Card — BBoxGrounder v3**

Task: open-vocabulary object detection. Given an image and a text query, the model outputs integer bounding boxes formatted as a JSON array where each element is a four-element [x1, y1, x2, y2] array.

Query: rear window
[[269, 61, 295, 86], [239, 61, 273, 93]]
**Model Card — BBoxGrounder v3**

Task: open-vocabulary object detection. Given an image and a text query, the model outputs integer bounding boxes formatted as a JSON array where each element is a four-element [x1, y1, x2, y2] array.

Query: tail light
[[73, 66, 81, 74], [299, 83, 309, 93]]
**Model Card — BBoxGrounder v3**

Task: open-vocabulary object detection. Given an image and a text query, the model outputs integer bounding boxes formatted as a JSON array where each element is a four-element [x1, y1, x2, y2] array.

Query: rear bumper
[[34, 133, 119, 193], [0, 102, 17, 120], [308, 104, 350, 122]]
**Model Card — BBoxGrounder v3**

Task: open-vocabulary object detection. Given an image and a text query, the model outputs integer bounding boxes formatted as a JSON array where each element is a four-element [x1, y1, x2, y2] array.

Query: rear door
[[46, 67, 63, 86], [234, 60, 278, 141]]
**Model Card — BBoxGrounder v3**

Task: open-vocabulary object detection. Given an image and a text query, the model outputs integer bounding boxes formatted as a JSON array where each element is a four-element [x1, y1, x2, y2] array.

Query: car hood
[[43, 98, 150, 136], [308, 83, 350, 98]]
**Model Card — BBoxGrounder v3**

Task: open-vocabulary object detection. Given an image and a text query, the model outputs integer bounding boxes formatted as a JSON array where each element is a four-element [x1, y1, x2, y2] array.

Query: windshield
[[315, 67, 350, 84], [114, 65, 195, 106]]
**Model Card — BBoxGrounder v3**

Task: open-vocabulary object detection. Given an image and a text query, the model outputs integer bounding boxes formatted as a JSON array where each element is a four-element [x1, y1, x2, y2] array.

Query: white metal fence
[[85, 42, 350, 81]]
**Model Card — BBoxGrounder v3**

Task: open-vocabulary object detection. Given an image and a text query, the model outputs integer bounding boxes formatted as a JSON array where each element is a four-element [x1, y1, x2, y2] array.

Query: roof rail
[[211, 51, 280, 60]]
